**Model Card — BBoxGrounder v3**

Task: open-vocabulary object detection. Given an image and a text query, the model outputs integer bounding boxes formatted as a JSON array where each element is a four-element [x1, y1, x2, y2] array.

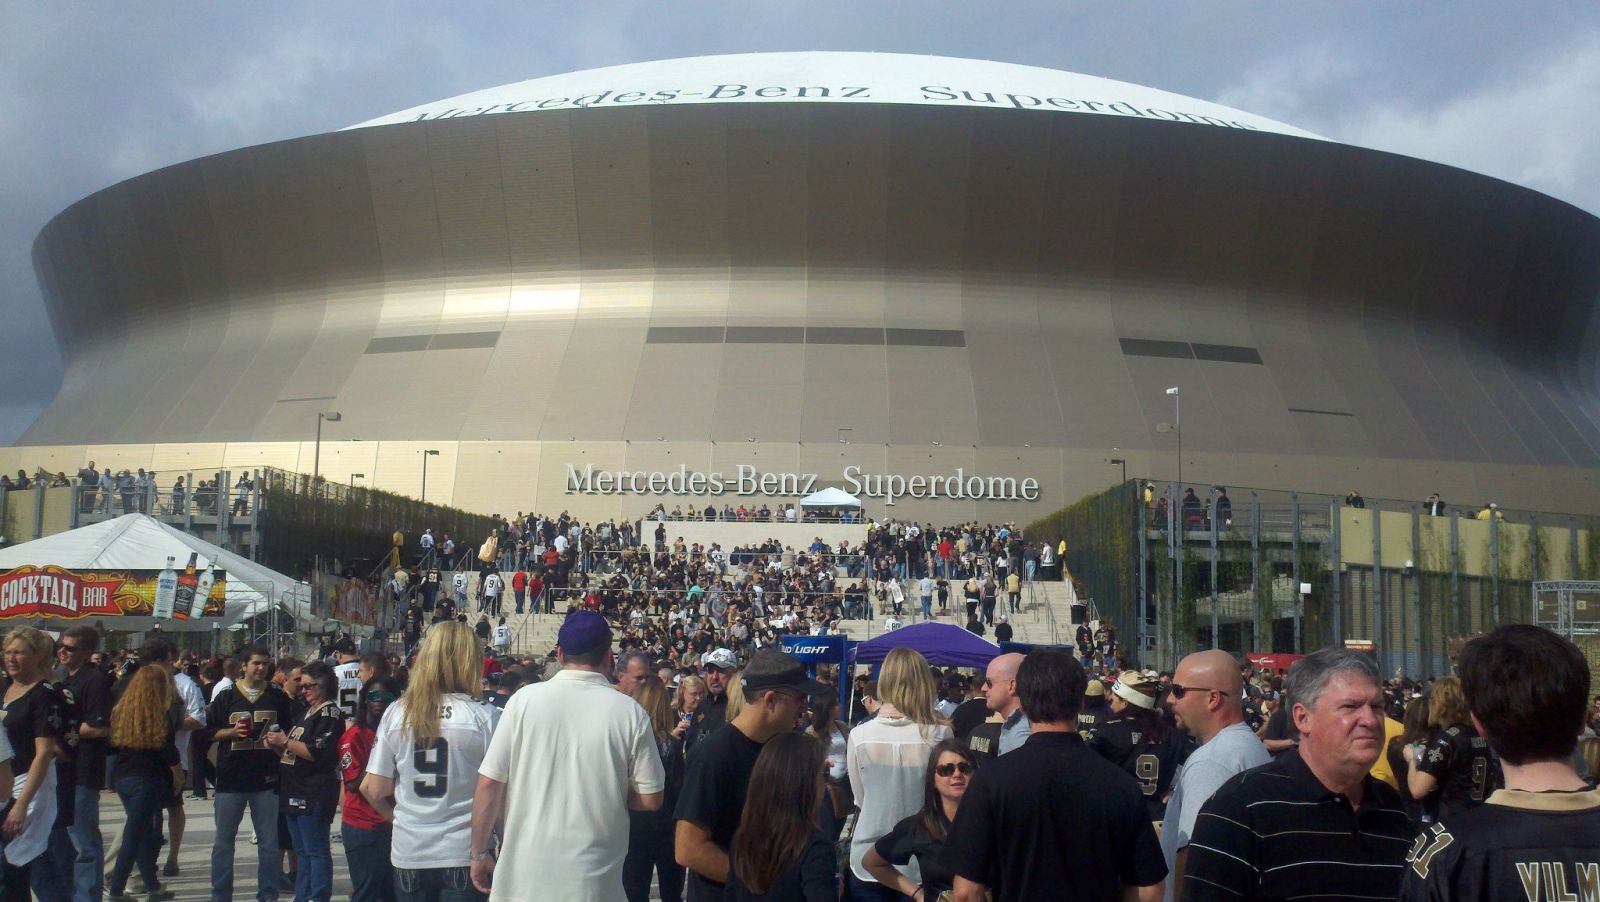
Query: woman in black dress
[[862, 739, 976, 902]]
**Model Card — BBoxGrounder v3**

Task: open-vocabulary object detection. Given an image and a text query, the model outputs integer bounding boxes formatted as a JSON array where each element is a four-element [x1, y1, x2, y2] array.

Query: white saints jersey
[[366, 693, 502, 869], [332, 661, 362, 720]]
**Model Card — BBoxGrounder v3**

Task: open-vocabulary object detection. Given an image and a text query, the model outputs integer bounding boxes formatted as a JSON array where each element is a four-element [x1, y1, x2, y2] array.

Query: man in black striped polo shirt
[[1181, 647, 1413, 901]]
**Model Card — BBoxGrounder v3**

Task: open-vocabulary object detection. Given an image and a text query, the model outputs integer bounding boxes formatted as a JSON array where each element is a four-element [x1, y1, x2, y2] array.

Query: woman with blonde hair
[[846, 647, 951, 900], [106, 663, 182, 901], [622, 676, 685, 902], [1, 626, 63, 895], [1408, 676, 1499, 822], [672, 675, 706, 723], [361, 621, 502, 901]]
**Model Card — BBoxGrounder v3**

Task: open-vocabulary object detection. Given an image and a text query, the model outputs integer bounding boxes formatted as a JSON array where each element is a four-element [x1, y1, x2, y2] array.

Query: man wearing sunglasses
[[1158, 650, 1269, 902], [56, 625, 111, 902]]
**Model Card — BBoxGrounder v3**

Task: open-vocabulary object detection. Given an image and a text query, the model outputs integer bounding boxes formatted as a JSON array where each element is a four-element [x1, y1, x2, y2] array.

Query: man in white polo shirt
[[470, 611, 665, 901]]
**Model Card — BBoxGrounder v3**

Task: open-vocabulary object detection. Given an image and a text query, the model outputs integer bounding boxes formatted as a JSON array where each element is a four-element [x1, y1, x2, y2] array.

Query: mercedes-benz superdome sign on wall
[[350, 52, 1324, 140], [10, 52, 1600, 522]]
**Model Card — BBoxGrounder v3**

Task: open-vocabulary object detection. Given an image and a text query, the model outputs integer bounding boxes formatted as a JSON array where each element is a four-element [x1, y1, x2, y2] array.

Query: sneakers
[[162, 861, 180, 877]]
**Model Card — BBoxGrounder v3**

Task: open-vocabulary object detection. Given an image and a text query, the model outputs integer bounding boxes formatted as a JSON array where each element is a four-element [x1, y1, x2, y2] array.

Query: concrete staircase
[[483, 575, 1081, 661]]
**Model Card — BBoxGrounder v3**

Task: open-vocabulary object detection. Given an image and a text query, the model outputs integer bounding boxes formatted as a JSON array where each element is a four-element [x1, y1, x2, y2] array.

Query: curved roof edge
[[346, 51, 1326, 141]]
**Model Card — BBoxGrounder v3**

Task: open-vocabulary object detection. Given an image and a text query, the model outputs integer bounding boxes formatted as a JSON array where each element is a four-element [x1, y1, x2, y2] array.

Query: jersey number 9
[[413, 738, 449, 798]]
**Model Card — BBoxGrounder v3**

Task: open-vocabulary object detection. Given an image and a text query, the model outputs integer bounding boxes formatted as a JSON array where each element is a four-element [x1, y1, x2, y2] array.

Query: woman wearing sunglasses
[[861, 739, 978, 902], [338, 675, 401, 902]]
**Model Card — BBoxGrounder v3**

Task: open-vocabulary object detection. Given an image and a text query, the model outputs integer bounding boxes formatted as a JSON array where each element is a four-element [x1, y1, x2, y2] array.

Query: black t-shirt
[[950, 698, 991, 741], [1418, 724, 1500, 821], [48, 681, 80, 826], [110, 705, 182, 787], [1399, 787, 1600, 901], [278, 702, 345, 812], [685, 692, 728, 751], [64, 665, 112, 790], [874, 811, 956, 897], [723, 831, 835, 902], [3, 682, 64, 773], [941, 732, 1166, 901], [1262, 704, 1294, 754], [1088, 714, 1186, 821], [673, 722, 763, 902], [206, 683, 295, 793]]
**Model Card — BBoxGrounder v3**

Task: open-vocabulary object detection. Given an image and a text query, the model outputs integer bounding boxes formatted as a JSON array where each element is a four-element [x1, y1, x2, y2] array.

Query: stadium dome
[[11, 52, 1600, 519]]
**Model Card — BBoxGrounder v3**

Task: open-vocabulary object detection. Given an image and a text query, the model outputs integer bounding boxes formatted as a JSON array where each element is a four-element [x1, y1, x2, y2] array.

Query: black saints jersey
[[1400, 787, 1600, 901], [206, 683, 295, 793], [278, 702, 345, 808], [1088, 714, 1185, 821], [1419, 724, 1501, 820]]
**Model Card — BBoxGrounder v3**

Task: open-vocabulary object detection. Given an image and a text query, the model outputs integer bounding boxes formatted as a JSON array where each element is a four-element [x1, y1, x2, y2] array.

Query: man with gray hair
[[614, 651, 653, 697], [1180, 647, 1412, 901]]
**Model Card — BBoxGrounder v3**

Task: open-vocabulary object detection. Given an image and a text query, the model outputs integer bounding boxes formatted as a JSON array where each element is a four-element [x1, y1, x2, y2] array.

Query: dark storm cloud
[[2, 2, 1595, 443]]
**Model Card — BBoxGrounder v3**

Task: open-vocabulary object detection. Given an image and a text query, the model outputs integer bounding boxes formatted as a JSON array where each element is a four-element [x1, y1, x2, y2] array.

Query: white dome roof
[[348, 51, 1323, 141]]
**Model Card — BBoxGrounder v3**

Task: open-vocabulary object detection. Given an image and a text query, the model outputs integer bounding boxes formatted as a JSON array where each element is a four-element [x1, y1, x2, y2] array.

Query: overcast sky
[[3, 2, 1597, 444]]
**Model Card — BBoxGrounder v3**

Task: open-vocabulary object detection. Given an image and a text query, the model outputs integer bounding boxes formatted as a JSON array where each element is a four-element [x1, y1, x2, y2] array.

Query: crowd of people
[[0, 607, 1591, 901], [0, 461, 257, 518]]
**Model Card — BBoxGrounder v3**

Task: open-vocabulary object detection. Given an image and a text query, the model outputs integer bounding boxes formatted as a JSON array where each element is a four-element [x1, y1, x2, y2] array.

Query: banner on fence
[[0, 564, 226, 620]]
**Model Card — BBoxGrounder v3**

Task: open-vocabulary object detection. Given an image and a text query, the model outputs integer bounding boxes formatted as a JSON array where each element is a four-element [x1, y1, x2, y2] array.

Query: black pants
[[622, 819, 683, 902]]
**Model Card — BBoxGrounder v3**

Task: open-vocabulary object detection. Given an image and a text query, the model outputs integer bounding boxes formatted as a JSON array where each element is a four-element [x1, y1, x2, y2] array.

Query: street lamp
[[350, 473, 365, 489], [421, 450, 440, 502], [313, 411, 342, 483], [1108, 458, 1126, 485]]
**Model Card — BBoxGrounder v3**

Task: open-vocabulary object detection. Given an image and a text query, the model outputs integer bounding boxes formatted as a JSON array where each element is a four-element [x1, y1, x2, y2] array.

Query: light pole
[[313, 411, 342, 484], [1165, 387, 1181, 492], [1108, 457, 1126, 485], [350, 473, 365, 490], [421, 450, 440, 502]]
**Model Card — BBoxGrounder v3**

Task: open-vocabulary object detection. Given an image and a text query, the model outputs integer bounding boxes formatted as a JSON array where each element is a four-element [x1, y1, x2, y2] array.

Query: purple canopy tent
[[848, 622, 1002, 669]]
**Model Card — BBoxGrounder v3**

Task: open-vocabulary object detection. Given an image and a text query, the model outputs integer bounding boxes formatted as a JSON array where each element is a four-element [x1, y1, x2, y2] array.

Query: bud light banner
[[0, 565, 227, 620], [780, 633, 851, 663]]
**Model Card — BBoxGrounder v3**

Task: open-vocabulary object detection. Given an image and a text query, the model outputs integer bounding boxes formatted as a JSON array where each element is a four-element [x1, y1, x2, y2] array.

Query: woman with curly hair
[[106, 662, 182, 901]]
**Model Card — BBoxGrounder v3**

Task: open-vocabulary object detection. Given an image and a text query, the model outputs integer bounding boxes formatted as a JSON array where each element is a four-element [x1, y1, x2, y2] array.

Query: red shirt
[[483, 656, 503, 679], [338, 724, 387, 832], [512, 570, 528, 592], [528, 575, 543, 596]]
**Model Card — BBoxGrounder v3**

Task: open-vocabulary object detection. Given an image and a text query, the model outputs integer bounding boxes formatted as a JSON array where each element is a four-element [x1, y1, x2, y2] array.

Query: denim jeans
[[69, 783, 103, 902], [285, 801, 334, 902], [109, 774, 165, 897], [212, 789, 280, 901], [32, 826, 74, 902], [393, 866, 485, 902], [342, 824, 394, 902], [1025, 560, 1036, 582]]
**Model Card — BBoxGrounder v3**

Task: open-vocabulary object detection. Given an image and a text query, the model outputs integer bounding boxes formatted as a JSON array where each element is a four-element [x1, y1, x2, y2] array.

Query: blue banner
[[781, 633, 849, 662]]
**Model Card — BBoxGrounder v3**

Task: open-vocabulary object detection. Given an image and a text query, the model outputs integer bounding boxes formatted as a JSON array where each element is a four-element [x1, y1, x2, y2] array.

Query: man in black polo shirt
[[674, 649, 824, 902], [943, 648, 1167, 901], [1400, 625, 1600, 901], [1182, 647, 1412, 901], [206, 646, 296, 902]]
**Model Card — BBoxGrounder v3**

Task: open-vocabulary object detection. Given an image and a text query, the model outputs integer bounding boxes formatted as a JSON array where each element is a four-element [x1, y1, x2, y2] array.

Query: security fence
[[1030, 480, 1600, 677]]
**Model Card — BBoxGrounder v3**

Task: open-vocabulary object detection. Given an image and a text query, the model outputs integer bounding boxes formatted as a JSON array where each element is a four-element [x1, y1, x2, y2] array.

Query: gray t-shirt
[[1160, 721, 1271, 902], [998, 708, 1032, 755]]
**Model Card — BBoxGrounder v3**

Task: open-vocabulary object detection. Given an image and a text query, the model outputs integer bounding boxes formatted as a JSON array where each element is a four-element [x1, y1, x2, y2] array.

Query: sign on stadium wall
[[0, 565, 226, 620], [563, 463, 1040, 506]]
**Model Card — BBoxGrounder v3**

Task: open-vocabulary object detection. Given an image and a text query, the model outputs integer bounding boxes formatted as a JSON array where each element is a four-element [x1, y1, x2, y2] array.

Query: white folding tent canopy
[[0, 514, 310, 631], [799, 487, 862, 508]]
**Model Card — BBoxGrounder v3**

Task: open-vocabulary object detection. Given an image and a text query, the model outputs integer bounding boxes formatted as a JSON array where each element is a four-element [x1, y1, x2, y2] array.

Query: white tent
[[799, 486, 862, 508], [0, 514, 310, 631]]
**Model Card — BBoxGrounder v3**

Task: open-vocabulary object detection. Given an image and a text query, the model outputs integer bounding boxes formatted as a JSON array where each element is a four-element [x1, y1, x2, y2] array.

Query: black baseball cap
[[739, 648, 828, 696]]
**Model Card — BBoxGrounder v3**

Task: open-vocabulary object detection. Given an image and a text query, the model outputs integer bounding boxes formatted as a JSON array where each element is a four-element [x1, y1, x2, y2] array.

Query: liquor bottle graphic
[[173, 553, 200, 618], [189, 560, 217, 619], [153, 556, 179, 619]]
